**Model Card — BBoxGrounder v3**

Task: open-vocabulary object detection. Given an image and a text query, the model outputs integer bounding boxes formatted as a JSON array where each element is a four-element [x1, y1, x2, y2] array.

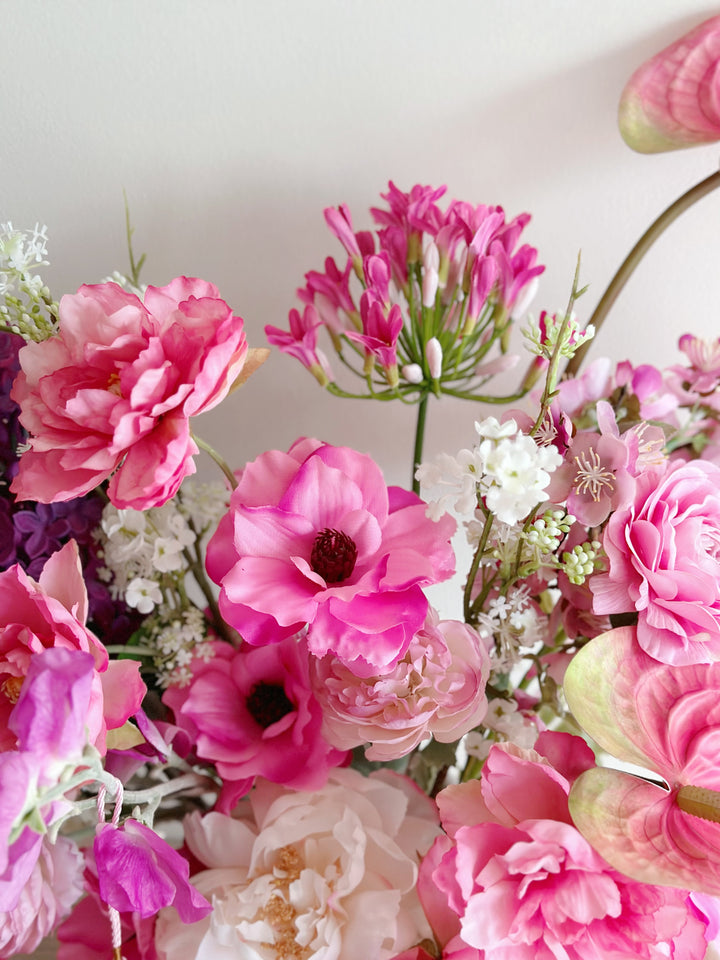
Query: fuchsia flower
[[419, 732, 712, 959], [11, 277, 248, 509], [591, 457, 720, 664], [162, 638, 348, 810], [619, 15, 720, 153], [564, 625, 720, 895], [0, 541, 145, 754], [206, 438, 455, 675]]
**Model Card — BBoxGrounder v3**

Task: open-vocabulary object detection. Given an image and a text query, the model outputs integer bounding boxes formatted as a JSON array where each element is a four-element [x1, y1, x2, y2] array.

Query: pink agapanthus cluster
[[11, 276, 248, 509], [206, 437, 456, 676], [420, 732, 713, 959]]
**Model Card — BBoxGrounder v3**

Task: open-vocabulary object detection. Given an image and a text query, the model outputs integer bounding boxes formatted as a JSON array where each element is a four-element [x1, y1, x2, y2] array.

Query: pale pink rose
[[155, 769, 440, 960], [0, 834, 83, 956], [162, 637, 347, 809], [619, 15, 720, 153], [11, 276, 248, 508], [206, 438, 456, 676], [591, 458, 720, 664], [419, 734, 711, 959], [311, 612, 489, 760], [0, 541, 145, 753]]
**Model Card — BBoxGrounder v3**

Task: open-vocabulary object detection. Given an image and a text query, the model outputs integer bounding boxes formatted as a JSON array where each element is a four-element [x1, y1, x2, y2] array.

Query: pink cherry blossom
[[311, 612, 489, 761], [619, 15, 720, 153], [565, 625, 720, 896], [0, 541, 145, 754], [591, 457, 720, 664], [155, 768, 440, 960], [419, 733, 712, 959], [11, 276, 248, 509], [162, 637, 348, 809], [205, 438, 456, 675]]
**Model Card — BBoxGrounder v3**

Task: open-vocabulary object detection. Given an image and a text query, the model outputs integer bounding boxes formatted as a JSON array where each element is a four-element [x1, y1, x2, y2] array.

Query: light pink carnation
[[591, 458, 720, 664], [311, 612, 489, 760], [11, 277, 248, 508], [155, 768, 440, 960], [419, 733, 711, 960], [206, 438, 456, 675]]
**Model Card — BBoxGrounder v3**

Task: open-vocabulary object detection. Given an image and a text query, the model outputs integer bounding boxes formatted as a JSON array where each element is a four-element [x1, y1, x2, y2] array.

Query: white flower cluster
[[418, 417, 561, 527], [522, 309, 595, 360], [465, 697, 538, 760], [98, 499, 196, 612], [151, 606, 214, 689], [475, 584, 544, 671], [0, 222, 57, 340], [175, 480, 229, 534]]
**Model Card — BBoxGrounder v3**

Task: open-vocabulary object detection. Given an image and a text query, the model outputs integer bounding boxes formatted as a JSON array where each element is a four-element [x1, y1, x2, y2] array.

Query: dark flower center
[[245, 683, 295, 729], [310, 528, 358, 583]]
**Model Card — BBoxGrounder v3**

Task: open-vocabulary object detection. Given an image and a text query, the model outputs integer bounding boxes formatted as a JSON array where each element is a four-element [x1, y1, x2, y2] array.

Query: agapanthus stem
[[565, 166, 720, 377], [412, 392, 430, 494]]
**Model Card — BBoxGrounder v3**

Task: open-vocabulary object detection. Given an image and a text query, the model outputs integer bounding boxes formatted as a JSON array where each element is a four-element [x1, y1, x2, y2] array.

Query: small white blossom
[[126, 577, 163, 614]]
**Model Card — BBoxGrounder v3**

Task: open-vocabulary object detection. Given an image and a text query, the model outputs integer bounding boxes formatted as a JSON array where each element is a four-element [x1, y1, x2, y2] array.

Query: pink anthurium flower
[[619, 15, 720, 153], [564, 625, 720, 894]]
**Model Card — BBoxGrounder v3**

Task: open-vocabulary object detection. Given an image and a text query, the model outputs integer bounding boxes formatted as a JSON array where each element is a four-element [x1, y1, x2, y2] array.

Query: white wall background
[[4, 1, 720, 615]]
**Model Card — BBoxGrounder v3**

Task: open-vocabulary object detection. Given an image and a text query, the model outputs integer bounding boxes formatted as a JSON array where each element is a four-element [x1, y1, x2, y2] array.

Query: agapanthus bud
[[426, 337, 443, 380]]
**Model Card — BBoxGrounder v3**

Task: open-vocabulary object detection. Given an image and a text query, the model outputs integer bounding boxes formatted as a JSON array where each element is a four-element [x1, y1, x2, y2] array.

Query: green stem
[[412, 392, 430, 494], [192, 433, 238, 489], [565, 166, 720, 378], [464, 511, 494, 623]]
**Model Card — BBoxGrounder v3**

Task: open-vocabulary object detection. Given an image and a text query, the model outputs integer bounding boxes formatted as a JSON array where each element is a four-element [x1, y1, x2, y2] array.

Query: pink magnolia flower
[[591, 457, 720, 664], [0, 833, 83, 956], [311, 612, 489, 761], [419, 732, 712, 959], [619, 15, 720, 153], [162, 637, 348, 810], [155, 768, 440, 960], [11, 276, 248, 509], [94, 819, 211, 922], [565, 625, 720, 895], [206, 438, 456, 675], [0, 541, 145, 754]]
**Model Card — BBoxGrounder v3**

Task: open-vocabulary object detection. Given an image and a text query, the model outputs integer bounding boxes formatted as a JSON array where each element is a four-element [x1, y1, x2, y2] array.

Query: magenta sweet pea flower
[[565, 625, 720, 895], [11, 276, 248, 509], [619, 15, 720, 153], [94, 819, 211, 922], [206, 438, 456, 675]]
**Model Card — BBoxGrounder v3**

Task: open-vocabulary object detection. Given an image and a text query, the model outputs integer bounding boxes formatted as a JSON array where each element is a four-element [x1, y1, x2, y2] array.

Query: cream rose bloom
[[155, 768, 440, 960]]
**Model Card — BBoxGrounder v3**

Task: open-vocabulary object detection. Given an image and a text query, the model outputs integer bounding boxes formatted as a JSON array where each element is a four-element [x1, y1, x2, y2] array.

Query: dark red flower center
[[310, 528, 358, 583], [246, 683, 294, 729]]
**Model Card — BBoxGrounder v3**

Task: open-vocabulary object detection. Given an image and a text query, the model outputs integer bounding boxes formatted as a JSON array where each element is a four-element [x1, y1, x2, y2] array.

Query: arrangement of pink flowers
[[5, 14, 720, 960]]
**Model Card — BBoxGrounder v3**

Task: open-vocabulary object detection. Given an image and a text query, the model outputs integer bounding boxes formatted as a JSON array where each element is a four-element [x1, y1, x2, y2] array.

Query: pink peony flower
[[591, 457, 720, 664], [564, 625, 720, 895], [619, 15, 720, 153], [162, 637, 348, 809], [205, 438, 456, 675], [420, 733, 712, 959], [311, 612, 489, 761], [10, 276, 248, 508], [155, 768, 440, 960], [0, 833, 83, 956]]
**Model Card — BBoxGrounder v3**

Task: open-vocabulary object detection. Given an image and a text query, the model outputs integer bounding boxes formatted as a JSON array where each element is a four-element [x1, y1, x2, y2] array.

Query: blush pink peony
[[591, 457, 720, 664], [155, 768, 441, 960], [10, 276, 248, 509], [311, 611, 489, 760], [0, 541, 145, 754], [419, 733, 712, 960], [205, 438, 456, 675]]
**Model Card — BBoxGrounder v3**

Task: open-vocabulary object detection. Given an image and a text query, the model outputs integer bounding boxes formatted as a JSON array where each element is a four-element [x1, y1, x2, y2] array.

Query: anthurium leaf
[[569, 766, 720, 895]]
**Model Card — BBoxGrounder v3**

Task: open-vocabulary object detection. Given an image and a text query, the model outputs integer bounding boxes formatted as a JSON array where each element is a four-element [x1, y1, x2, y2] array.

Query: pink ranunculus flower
[[591, 457, 720, 664], [162, 637, 348, 810], [0, 541, 145, 754], [11, 276, 248, 509], [155, 768, 440, 960], [311, 611, 489, 761], [0, 833, 84, 957], [205, 438, 456, 676], [419, 732, 712, 960], [619, 15, 720, 153], [564, 626, 720, 896]]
